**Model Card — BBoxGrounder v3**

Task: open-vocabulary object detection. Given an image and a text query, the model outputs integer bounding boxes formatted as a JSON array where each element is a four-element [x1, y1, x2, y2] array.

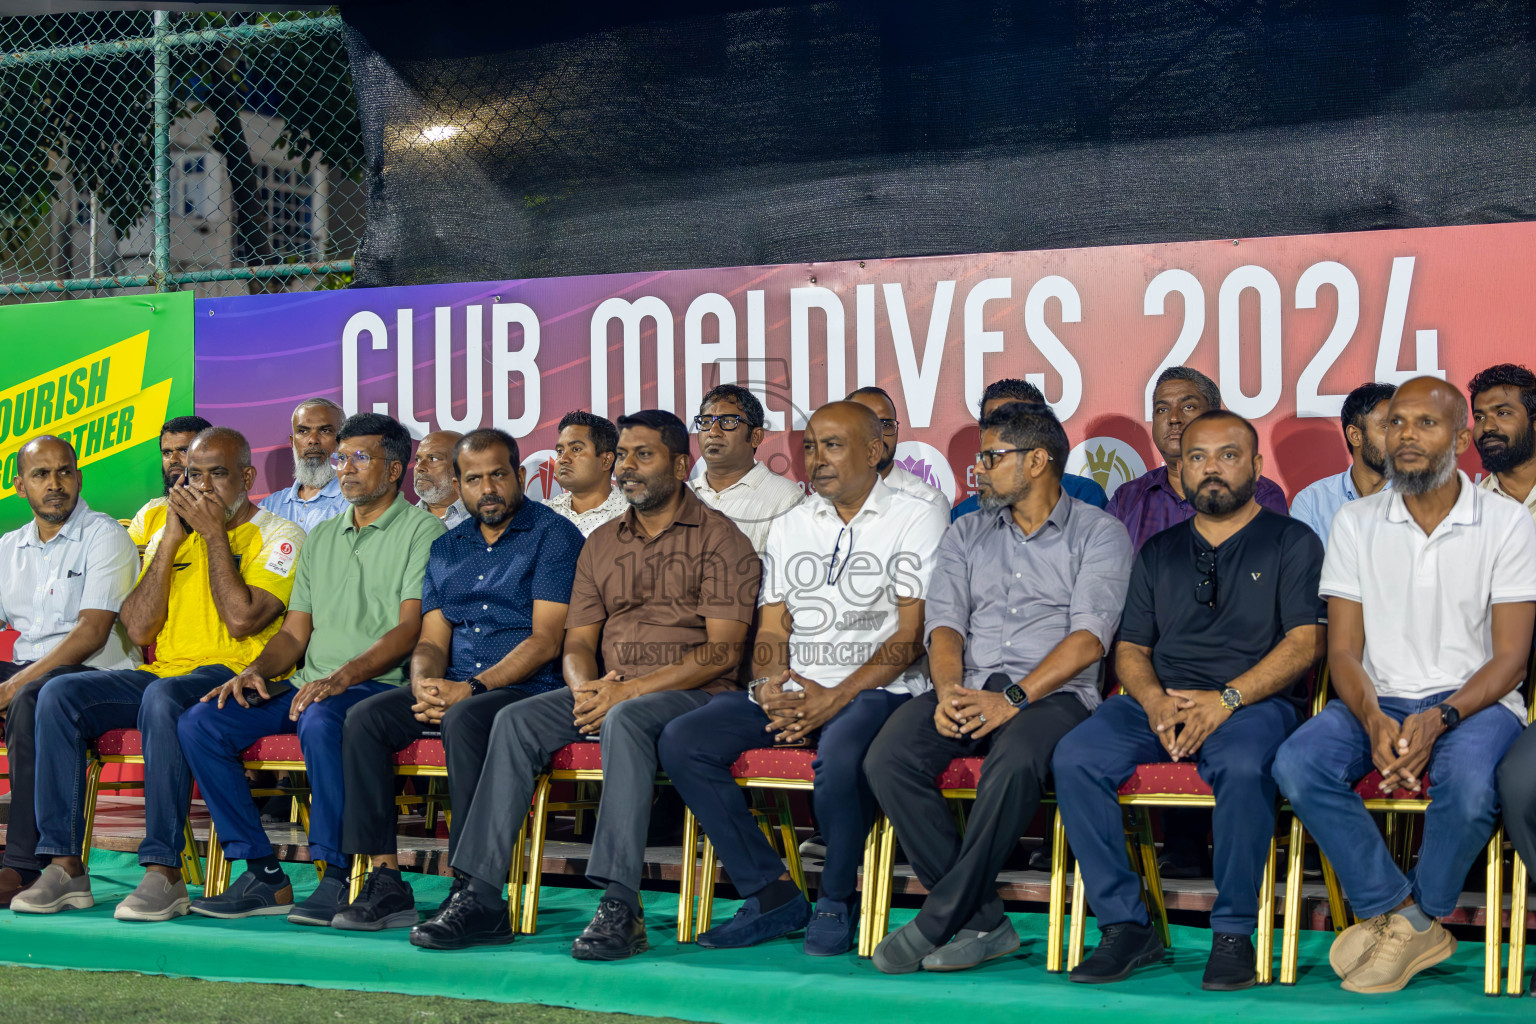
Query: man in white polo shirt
[[1273, 376, 1536, 995], [687, 384, 804, 553], [660, 400, 948, 957], [0, 436, 140, 907]]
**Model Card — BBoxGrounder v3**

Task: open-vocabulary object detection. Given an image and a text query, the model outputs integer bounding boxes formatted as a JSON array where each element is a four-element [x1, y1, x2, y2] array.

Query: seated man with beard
[[1053, 410, 1326, 991], [1275, 377, 1536, 994], [412, 430, 469, 529], [1290, 382, 1396, 548], [332, 429, 584, 931], [126, 416, 213, 545], [258, 398, 349, 532]]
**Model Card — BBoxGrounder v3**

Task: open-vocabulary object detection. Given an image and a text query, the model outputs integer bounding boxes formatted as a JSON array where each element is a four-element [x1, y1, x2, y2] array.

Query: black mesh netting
[[337, 0, 1536, 288]]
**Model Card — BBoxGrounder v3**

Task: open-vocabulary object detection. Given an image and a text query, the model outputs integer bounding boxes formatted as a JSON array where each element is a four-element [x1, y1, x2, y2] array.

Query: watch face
[[1004, 683, 1027, 706], [1221, 687, 1241, 710]]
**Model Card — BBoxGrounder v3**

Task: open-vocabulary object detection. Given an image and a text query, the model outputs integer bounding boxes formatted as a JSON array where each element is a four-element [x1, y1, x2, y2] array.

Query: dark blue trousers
[[178, 680, 393, 866], [1051, 694, 1298, 936], [658, 688, 909, 903], [31, 665, 233, 867]]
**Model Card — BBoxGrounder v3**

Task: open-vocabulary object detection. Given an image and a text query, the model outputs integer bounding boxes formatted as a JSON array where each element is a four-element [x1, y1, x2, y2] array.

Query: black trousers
[[864, 689, 1090, 944], [1499, 724, 1536, 887], [1, 661, 90, 873], [340, 684, 538, 859]]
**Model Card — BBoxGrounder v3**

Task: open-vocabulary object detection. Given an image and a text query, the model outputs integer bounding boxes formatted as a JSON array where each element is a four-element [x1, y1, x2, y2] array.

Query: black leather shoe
[[435, 874, 468, 916], [571, 898, 649, 961], [1202, 932, 1257, 991], [410, 889, 514, 950], [1069, 921, 1165, 984]]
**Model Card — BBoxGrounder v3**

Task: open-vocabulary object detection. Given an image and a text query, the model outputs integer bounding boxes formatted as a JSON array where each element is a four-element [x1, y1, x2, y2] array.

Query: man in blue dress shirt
[[257, 398, 349, 532], [1290, 382, 1396, 547]]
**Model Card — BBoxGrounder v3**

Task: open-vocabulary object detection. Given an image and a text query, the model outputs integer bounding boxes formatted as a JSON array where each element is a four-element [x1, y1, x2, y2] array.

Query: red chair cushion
[[94, 728, 143, 757], [393, 739, 447, 767], [550, 741, 603, 771], [1117, 762, 1214, 797], [936, 757, 984, 790], [239, 734, 305, 762], [1354, 770, 1431, 801], [730, 747, 816, 781]]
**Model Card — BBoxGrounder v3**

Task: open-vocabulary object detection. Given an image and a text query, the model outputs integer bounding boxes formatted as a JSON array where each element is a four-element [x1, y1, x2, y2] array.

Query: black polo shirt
[[1119, 508, 1326, 707]]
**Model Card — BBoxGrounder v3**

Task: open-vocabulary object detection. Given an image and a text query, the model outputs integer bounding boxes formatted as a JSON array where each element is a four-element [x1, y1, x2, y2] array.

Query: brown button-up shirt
[[566, 486, 761, 692]]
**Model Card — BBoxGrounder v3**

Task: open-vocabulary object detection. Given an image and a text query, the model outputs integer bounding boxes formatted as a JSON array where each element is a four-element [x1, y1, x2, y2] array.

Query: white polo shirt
[[688, 460, 805, 554], [1481, 471, 1536, 525], [759, 475, 949, 695], [0, 498, 141, 669], [1320, 471, 1536, 720]]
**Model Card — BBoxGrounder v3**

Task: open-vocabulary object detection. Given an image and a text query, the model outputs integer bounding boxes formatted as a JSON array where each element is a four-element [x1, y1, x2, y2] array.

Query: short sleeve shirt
[[565, 487, 760, 692], [545, 487, 630, 538], [1106, 465, 1290, 552], [128, 497, 168, 547], [1321, 472, 1536, 720], [288, 494, 446, 687], [258, 477, 350, 534], [421, 499, 585, 692], [1120, 509, 1326, 707], [0, 498, 140, 670], [687, 461, 805, 554], [142, 507, 306, 678], [925, 493, 1133, 710], [759, 475, 950, 694]]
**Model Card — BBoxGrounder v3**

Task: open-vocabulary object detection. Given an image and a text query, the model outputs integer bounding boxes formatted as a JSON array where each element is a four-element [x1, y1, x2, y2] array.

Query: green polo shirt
[[288, 492, 446, 687]]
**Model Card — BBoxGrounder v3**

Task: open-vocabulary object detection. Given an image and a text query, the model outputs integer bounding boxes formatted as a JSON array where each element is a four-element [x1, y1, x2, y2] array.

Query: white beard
[[294, 455, 336, 490]]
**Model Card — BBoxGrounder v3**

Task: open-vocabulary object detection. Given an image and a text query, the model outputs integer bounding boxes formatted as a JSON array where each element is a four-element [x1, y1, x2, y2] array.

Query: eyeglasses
[[1194, 548, 1217, 609], [693, 414, 750, 432], [975, 447, 1052, 471], [827, 525, 854, 586], [330, 450, 376, 470], [878, 418, 899, 436]]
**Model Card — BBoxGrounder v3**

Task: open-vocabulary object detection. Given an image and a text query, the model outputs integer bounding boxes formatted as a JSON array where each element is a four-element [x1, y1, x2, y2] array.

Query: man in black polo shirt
[[1052, 410, 1326, 991]]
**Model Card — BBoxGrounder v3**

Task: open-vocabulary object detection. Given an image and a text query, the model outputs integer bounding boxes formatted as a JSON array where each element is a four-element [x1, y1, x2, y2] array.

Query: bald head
[[17, 435, 77, 476], [846, 389, 899, 472], [1394, 376, 1469, 427], [1385, 376, 1470, 497], [414, 430, 464, 506], [14, 435, 80, 527], [804, 401, 883, 507], [185, 427, 256, 523]]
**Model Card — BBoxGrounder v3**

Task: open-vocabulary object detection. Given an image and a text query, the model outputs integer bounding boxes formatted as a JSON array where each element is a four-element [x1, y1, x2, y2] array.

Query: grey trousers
[[450, 685, 712, 892]]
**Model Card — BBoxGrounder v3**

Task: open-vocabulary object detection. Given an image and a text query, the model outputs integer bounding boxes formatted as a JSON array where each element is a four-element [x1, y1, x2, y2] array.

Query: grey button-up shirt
[[923, 491, 1133, 710]]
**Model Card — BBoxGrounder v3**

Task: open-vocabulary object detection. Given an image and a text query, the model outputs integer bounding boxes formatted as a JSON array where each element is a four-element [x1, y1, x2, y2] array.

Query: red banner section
[[195, 223, 1534, 502]]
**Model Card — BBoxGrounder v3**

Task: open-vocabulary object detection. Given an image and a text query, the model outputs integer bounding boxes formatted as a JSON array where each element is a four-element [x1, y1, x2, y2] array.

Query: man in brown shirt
[[412, 410, 760, 961]]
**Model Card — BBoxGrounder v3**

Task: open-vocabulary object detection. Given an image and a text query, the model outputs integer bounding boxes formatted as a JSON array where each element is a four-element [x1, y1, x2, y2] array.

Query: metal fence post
[[151, 9, 171, 292]]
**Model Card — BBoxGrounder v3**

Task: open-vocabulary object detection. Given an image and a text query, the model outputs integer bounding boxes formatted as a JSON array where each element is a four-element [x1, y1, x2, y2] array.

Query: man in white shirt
[[258, 398, 349, 532], [846, 386, 946, 509], [1274, 377, 1536, 995], [687, 384, 804, 553], [1291, 382, 1395, 548], [1469, 363, 1536, 523], [412, 429, 469, 528], [659, 400, 949, 957], [0, 435, 140, 906], [543, 411, 628, 537]]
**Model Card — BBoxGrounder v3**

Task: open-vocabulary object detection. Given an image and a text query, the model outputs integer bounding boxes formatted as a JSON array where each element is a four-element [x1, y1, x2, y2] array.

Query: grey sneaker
[[10, 864, 93, 914], [920, 917, 1021, 972], [872, 919, 939, 975], [114, 872, 190, 922]]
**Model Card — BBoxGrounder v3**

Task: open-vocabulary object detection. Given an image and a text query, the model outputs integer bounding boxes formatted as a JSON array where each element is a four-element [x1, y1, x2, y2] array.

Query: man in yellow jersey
[[10, 428, 304, 922], [125, 416, 213, 546]]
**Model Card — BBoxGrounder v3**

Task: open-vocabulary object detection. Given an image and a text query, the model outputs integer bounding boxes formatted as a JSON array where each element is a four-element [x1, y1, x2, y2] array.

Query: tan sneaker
[[1329, 913, 1391, 979], [10, 864, 93, 914], [1340, 913, 1456, 993], [114, 872, 190, 921]]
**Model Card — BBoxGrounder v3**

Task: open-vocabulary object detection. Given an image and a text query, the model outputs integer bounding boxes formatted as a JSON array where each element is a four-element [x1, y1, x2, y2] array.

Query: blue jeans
[[658, 688, 909, 903], [178, 680, 394, 866], [32, 665, 233, 866], [1052, 694, 1299, 936], [1272, 693, 1524, 919]]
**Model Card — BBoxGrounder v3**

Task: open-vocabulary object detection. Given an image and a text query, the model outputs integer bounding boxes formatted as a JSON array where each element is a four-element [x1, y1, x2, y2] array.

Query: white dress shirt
[[1321, 471, 1536, 720], [1481, 471, 1536, 525], [688, 460, 805, 554], [884, 464, 947, 509], [759, 475, 949, 695], [0, 498, 140, 669]]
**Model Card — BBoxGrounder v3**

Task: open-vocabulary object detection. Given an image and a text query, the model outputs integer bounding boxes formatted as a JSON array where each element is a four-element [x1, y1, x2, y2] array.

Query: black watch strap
[[467, 677, 489, 696], [1437, 702, 1461, 731]]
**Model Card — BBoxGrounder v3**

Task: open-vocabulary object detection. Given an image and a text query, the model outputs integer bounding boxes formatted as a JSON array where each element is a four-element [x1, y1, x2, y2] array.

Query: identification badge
[[265, 539, 298, 578]]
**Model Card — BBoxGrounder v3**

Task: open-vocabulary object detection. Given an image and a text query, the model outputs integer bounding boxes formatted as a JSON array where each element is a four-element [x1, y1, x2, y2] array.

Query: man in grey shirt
[[867, 401, 1133, 974]]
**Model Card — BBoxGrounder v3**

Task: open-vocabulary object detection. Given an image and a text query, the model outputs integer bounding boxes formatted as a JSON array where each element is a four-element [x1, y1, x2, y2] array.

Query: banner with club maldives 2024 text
[[194, 223, 1535, 506], [0, 291, 194, 532]]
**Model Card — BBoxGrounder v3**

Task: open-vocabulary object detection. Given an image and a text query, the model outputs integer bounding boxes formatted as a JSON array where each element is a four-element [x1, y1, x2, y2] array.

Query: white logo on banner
[[893, 441, 956, 504], [1066, 437, 1146, 499], [521, 449, 565, 501]]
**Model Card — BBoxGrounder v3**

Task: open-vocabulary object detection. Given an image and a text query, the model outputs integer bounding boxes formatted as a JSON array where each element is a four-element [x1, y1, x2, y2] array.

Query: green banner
[[0, 291, 194, 533]]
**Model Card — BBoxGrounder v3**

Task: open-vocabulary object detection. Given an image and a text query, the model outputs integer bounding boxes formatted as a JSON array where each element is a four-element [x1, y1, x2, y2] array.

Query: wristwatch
[[1219, 687, 1244, 712], [467, 676, 489, 697], [1004, 683, 1030, 709], [1437, 702, 1461, 731]]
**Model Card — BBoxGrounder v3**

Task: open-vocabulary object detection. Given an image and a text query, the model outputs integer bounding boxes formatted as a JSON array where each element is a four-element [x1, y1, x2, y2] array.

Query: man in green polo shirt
[[178, 412, 445, 925]]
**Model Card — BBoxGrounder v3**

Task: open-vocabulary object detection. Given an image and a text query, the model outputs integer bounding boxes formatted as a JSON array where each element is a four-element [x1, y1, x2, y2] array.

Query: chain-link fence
[[0, 8, 361, 300]]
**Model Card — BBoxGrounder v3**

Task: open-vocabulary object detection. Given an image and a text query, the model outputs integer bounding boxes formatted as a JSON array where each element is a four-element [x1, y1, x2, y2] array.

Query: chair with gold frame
[[80, 727, 204, 884], [201, 733, 325, 896], [1500, 647, 1536, 995], [342, 737, 460, 903]]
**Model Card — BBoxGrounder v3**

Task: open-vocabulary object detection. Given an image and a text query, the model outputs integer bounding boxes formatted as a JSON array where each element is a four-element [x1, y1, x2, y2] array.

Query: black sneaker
[[332, 870, 418, 932], [435, 873, 468, 915], [1069, 921, 1165, 984], [189, 869, 294, 919], [287, 873, 350, 927], [1202, 932, 1257, 991], [571, 898, 648, 961], [411, 888, 514, 950]]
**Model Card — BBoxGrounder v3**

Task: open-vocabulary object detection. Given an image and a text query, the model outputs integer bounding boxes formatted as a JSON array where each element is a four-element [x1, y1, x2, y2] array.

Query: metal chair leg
[[1486, 829, 1505, 997], [1130, 810, 1171, 949], [1257, 835, 1277, 984], [1320, 850, 1350, 933], [507, 810, 528, 930], [856, 815, 883, 957], [1280, 815, 1306, 985], [698, 835, 719, 938], [1510, 852, 1529, 996], [349, 854, 369, 903], [1067, 858, 1087, 970], [869, 815, 896, 952], [677, 807, 700, 944], [79, 758, 104, 870], [520, 774, 553, 935], [1047, 808, 1069, 972], [180, 817, 205, 887]]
